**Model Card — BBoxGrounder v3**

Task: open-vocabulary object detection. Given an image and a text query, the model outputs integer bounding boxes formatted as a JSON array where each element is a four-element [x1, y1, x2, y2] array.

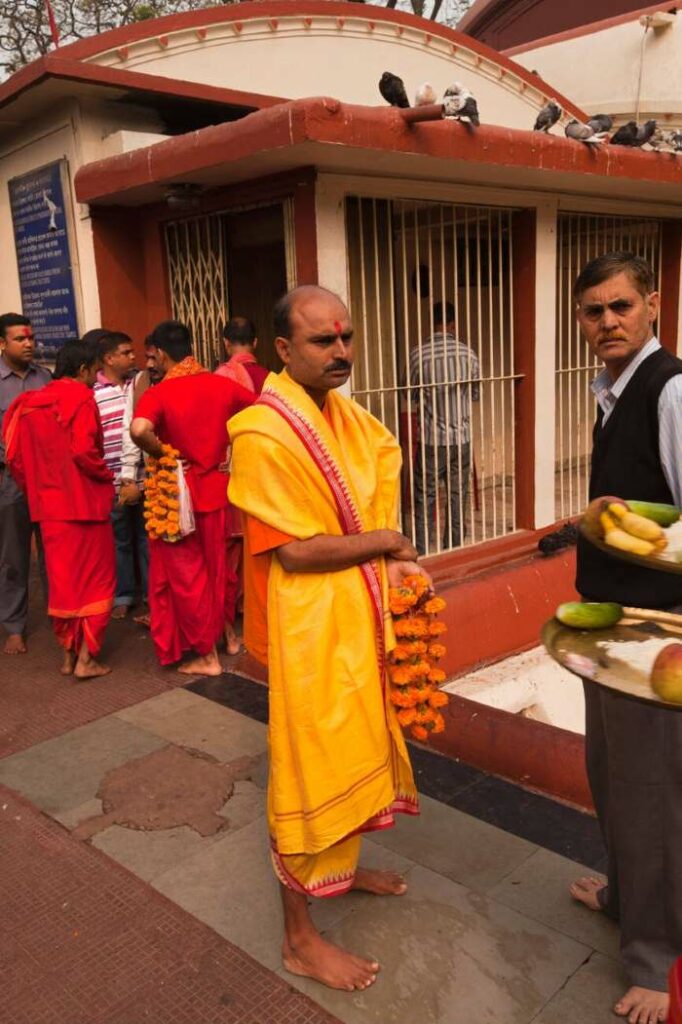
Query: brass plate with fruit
[[543, 614, 682, 710], [579, 497, 682, 574]]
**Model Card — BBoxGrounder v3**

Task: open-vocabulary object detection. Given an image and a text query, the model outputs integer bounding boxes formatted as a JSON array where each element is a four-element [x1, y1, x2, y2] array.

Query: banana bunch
[[601, 502, 668, 556]]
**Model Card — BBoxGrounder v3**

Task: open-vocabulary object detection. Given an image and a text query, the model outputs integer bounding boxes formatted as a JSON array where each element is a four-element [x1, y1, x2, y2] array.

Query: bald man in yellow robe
[[229, 286, 427, 993]]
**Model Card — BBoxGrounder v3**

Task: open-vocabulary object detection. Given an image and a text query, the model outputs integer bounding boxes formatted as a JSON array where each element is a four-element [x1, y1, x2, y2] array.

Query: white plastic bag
[[176, 461, 196, 538]]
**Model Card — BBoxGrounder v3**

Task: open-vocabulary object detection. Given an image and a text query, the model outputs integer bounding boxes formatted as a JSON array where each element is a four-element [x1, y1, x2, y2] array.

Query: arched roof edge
[[19, 0, 587, 121]]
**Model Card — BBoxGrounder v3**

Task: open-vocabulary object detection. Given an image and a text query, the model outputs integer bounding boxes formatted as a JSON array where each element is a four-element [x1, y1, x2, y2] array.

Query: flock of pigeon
[[379, 72, 480, 126], [378, 72, 682, 153], [534, 98, 682, 152]]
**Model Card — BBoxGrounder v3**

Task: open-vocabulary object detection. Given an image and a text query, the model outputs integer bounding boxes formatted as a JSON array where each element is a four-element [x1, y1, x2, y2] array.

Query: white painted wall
[[86, 13, 566, 132], [514, 14, 682, 127]]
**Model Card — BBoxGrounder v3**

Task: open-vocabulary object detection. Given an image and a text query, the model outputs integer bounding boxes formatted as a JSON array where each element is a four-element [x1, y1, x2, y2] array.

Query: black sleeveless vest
[[576, 346, 682, 610]]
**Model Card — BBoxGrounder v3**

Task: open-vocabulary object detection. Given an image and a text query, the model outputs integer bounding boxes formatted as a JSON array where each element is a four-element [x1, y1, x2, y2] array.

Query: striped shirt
[[93, 371, 139, 485], [591, 336, 682, 506], [407, 332, 480, 446]]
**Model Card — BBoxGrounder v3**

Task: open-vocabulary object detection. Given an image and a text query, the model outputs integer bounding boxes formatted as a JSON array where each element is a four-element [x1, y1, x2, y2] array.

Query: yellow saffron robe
[[228, 370, 418, 896]]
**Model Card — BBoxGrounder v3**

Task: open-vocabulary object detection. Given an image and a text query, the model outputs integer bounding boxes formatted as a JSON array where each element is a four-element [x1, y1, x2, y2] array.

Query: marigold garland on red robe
[[388, 575, 448, 741], [143, 443, 182, 542], [142, 356, 207, 544]]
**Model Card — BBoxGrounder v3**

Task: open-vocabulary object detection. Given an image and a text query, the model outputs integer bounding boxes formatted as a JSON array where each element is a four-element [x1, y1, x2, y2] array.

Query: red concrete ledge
[[425, 691, 592, 811], [437, 546, 578, 678], [75, 95, 682, 207]]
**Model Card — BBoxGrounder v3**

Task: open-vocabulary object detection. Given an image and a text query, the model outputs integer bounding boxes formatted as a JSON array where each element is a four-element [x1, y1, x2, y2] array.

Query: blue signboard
[[9, 160, 79, 359]]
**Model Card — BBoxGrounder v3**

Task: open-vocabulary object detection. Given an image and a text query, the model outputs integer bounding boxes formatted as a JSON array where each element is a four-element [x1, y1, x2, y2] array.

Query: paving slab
[[151, 816, 416, 973], [91, 780, 267, 882], [489, 846, 619, 959], [371, 792, 537, 890], [0, 716, 167, 815], [0, 784, 339, 1024], [532, 951, 625, 1023], [283, 864, 592, 1024], [115, 693, 268, 761]]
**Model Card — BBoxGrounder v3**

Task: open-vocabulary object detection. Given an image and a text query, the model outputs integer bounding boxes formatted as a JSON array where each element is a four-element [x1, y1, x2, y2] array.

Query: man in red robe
[[214, 317, 270, 654], [3, 339, 115, 678], [131, 320, 254, 675]]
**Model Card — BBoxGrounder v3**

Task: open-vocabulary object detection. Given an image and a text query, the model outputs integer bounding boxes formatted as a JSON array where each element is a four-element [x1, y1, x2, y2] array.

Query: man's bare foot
[[283, 933, 379, 991], [614, 986, 669, 1024], [569, 876, 605, 911], [72, 640, 110, 679], [60, 650, 76, 675], [111, 605, 128, 620], [3, 633, 27, 654], [74, 656, 111, 679], [352, 868, 407, 896], [178, 650, 223, 676], [224, 624, 242, 656], [133, 612, 151, 628]]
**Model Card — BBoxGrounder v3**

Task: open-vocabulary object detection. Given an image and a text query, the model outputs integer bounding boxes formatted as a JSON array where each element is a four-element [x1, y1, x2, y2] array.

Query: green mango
[[555, 602, 623, 630], [626, 500, 681, 527]]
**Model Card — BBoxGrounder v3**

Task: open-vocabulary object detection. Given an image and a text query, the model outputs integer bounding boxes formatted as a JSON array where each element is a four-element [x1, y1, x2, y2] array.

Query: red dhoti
[[42, 520, 116, 656], [148, 507, 226, 665]]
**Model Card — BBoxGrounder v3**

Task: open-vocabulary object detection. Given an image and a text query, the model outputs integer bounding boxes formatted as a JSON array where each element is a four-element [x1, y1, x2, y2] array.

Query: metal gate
[[165, 215, 227, 369], [555, 213, 662, 519], [346, 196, 518, 556]]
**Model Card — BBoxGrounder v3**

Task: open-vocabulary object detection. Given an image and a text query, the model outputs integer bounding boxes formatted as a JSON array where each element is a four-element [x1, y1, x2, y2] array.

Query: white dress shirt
[[590, 336, 682, 506]]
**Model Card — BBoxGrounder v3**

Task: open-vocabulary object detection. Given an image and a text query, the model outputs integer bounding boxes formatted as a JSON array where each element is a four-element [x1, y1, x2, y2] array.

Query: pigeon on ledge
[[443, 83, 480, 126], [415, 82, 437, 107], [379, 72, 410, 108], [610, 120, 657, 147], [534, 100, 561, 132], [565, 119, 608, 144], [587, 113, 613, 134]]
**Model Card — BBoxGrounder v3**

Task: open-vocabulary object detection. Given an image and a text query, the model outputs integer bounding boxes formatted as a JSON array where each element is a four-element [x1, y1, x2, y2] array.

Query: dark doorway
[[224, 205, 289, 372]]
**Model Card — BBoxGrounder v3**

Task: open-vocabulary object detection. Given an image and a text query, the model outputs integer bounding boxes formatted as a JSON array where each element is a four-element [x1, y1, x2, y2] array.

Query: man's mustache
[[325, 360, 352, 373]]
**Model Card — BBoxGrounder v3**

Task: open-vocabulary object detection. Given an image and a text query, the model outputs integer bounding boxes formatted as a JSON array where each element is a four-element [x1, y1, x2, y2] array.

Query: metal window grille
[[346, 196, 518, 556], [164, 201, 296, 370], [165, 214, 227, 369], [555, 213, 662, 519]]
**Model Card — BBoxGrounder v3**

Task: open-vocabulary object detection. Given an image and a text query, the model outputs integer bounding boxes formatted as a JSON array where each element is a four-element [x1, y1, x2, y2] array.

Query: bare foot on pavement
[[111, 605, 128, 620], [352, 868, 407, 895], [569, 876, 605, 910], [283, 933, 379, 991], [60, 650, 76, 675], [614, 986, 669, 1024], [178, 651, 223, 676], [3, 634, 27, 654]]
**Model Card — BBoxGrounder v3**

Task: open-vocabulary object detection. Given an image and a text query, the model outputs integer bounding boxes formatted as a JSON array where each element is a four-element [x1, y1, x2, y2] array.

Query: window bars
[[164, 214, 227, 370], [346, 196, 517, 556], [555, 213, 662, 519]]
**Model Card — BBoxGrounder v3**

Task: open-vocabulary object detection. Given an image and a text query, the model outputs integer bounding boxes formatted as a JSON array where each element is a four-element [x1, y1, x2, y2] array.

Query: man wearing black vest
[[570, 252, 682, 1024]]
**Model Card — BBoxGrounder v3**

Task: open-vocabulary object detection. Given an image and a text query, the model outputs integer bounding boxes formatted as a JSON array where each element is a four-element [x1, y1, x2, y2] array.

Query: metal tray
[[542, 617, 682, 709], [579, 519, 682, 575]]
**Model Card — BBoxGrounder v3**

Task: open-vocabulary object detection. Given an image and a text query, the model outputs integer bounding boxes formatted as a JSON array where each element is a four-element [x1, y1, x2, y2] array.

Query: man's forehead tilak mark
[[333, 320, 343, 336]]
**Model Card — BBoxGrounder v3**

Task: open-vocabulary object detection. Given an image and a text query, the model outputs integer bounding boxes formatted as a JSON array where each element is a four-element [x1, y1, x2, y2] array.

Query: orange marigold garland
[[143, 443, 182, 542], [388, 575, 448, 741]]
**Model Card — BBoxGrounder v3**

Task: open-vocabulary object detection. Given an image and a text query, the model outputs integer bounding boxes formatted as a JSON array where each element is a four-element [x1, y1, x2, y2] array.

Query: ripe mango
[[556, 602, 623, 630], [650, 644, 682, 703], [626, 501, 681, 527]]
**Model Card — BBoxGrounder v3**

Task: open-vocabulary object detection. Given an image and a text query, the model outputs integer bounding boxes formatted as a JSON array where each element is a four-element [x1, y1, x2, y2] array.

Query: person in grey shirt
[[407, 300, 480, 554], [0, 313, 51, 654]]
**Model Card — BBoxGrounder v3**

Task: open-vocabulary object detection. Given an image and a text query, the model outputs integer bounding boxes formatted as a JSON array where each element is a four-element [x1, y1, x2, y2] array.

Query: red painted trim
[[292, 172, 318, 284], [428, 693, 592, 811], [6, 1, 586, 124], [75, 97, 682, 207], [660, 220, 682, 356], [504, 1, 678, 56], [435, 544, 579, 675], [422, 522, 573, 585], [0, 54, 284, 114], [512, 209, 536, 529]]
